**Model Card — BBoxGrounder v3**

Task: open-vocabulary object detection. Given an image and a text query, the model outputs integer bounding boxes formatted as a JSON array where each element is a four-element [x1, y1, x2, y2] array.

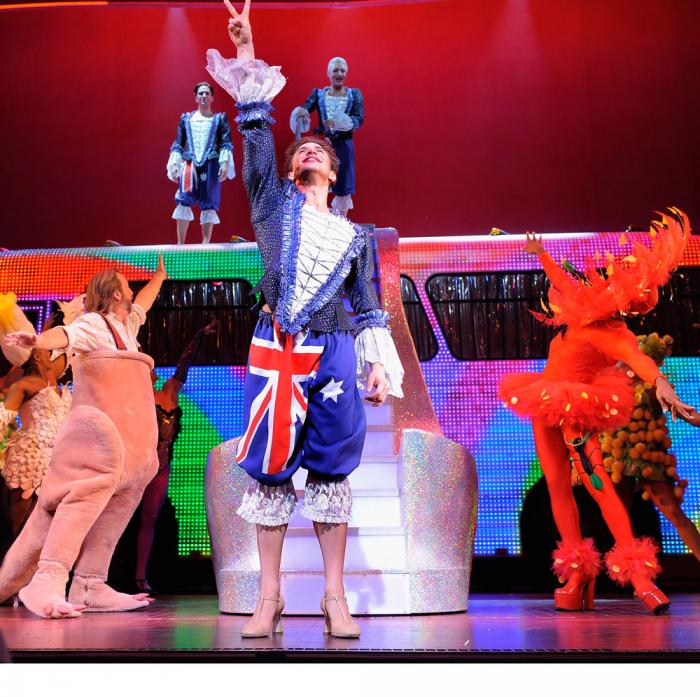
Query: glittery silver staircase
[[206, 394, 477, 615], [280, 398, 408, 614], [205, 227, 477, 615]]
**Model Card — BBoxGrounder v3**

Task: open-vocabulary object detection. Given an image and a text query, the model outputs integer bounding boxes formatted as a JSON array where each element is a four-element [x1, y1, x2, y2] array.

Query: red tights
[[532, 419, 636, 549]]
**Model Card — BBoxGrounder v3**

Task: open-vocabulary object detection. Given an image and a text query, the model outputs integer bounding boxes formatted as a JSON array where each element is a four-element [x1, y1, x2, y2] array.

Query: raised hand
[[202, 319, 218, 335], [523, 230, 545, 256], [156, 254, 168, 279], [225, 0, 253, 53]]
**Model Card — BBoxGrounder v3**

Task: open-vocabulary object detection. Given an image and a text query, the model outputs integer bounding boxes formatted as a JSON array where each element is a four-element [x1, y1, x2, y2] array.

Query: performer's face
[[328, 62, 347, 88], [33, 348, 52, 371], [291, 142, 336, 184], [115, 272, 134, 312], [196, 86, 213, 108]]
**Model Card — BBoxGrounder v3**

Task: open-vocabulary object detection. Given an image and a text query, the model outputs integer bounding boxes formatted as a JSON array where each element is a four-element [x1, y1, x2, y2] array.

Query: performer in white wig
[[290, 55, 364, 218]]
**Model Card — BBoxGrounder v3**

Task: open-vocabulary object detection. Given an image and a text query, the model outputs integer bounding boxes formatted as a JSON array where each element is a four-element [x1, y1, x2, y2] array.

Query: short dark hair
[[284, 136, 340, 176], [21, 350, 41, 377], [194, 81, 214, 96]]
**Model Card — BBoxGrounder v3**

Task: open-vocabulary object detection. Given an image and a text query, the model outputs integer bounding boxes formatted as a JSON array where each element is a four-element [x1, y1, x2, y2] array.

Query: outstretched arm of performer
[[5, 327, 68, 351], [524, 231, 573, 292], [162, 319, 217, 401], [134, 256, 168, 313], [584, 323, 696, 421]]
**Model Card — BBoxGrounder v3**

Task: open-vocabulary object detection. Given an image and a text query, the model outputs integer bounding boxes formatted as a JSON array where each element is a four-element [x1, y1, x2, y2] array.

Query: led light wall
[[4, 232, 700, 557]]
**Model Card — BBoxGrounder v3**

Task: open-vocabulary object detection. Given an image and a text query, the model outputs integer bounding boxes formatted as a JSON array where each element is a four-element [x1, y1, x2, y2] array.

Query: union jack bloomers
[[205, 52, 404, 527], [235, 314, 366, 525]]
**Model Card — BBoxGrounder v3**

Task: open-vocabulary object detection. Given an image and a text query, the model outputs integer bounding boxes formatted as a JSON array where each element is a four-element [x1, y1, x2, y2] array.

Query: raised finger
[[241, 0, 251, 18], [224, 0, 239, 19]]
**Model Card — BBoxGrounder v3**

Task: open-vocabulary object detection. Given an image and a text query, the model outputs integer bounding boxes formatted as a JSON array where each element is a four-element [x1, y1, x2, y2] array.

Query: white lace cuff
[[290, 106, 311, 135], [237, 478, 297, 526], [200, 209, 220, 225], [331, 194, 354, 212], [355, 326, 404, 398], [331, 112, 354, 132], [218, 149, 236, 179], [166, 151, 182, 182], [206, 50, 286, 104], [172, 204, 194, 222], [300, 475, 352, 524]]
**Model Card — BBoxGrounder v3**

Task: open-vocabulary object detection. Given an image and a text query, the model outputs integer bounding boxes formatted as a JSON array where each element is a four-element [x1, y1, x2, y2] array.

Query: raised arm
[[523, 231, 572, 292], [162, 319, 217, 400], [225, 0, 254, 61], [5, 327, 68, 352], [207, 1, 286, 224], [134, 256, 168, 313]]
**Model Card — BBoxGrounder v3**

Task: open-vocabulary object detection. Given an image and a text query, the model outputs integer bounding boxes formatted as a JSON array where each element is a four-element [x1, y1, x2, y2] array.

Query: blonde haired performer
[[0, 260, 167, 618], [290, 54, 364, 218]]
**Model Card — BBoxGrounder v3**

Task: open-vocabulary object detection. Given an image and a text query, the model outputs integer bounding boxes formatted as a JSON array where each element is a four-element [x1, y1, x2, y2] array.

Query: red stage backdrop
[[1, 0, 699, 247]]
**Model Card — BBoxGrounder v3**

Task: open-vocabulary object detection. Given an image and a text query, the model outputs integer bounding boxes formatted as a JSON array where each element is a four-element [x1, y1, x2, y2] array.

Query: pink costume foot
[[68, 575, 153, 612], [18, 561, 85, 619]]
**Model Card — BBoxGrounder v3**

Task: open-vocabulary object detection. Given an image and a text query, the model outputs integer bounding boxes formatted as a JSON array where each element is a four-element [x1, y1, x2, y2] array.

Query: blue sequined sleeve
[[219, 113, 233, 152], [236, 102, 285, 227], [345, 227, 389, 331], [349, 89, 364, 131], [170, 113, 187, 155]]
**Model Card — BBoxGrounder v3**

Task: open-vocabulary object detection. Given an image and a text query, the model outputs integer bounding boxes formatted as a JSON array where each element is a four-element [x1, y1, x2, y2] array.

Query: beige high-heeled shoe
[[241, 595, 285, 638], [320, 596, 361, 638]]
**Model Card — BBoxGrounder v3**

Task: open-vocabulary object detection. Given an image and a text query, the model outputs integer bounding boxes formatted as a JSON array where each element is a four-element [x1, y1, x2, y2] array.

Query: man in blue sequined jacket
[[166, 82, 235, 244], [204, 0, 403, 640]]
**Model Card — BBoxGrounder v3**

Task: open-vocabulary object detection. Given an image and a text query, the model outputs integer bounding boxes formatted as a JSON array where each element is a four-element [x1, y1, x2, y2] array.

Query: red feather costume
[[500, 209, 690, 612]]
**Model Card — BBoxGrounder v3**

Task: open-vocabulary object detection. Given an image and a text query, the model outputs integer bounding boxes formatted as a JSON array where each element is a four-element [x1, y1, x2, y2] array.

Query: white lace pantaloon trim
[[172, 204, 194, 221], [237, 473, 352, 526]]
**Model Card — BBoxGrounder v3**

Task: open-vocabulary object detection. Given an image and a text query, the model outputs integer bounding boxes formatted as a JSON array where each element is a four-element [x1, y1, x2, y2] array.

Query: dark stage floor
[[2, 594, 700, 662]]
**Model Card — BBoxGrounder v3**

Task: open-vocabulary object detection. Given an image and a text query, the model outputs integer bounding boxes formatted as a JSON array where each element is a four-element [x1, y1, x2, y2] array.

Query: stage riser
[[280, 530, 407, 571], [286, 494, 402, 529], [362, 400, 393, 427], [280, 571, 412, 614], [291, 456, 399, 490], [358, 428, 395, 458]]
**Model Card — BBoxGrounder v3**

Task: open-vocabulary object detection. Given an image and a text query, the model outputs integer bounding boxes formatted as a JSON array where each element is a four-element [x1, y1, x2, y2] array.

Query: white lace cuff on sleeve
[[355, 326, 404, 398], [218, 149, 236, 179], [332, 112, 354, 132], [205, 50, 286, 104], [166, 151, 181, 181], [290, 106, 311, 135]]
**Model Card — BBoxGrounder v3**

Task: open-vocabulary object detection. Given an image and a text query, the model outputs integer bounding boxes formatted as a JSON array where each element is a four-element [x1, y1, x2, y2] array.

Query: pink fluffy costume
[[0, 349, 158, 618]]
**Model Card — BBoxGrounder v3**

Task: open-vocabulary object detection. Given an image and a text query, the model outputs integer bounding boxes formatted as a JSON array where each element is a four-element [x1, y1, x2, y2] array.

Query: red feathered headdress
[[537, 208, 690, 328]]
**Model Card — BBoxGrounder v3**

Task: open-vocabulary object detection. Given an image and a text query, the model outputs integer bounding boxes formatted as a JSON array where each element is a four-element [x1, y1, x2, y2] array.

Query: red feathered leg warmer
[[552, 538, 602, 582], [604, 537, 661, 586]]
